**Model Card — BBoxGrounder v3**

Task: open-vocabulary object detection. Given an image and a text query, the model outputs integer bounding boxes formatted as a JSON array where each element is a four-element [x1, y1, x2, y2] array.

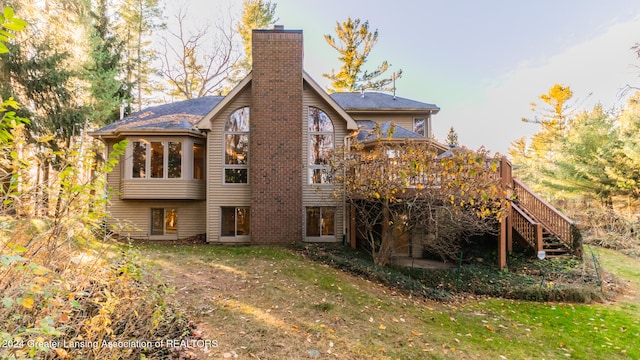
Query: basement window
[[150, 208, 177, 236], [306, 206, 336, 237], [221, 207, 251, 237]]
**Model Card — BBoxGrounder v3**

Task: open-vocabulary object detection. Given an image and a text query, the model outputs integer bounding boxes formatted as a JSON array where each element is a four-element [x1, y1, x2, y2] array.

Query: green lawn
[[139, 245, 640, 359]]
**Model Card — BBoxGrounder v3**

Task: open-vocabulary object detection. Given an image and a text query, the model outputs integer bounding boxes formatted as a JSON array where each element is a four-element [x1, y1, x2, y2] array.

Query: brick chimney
[[250, 27, 303, 244]]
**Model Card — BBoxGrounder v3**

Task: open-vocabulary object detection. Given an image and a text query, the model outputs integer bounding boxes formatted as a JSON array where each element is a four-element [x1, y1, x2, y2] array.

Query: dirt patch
[[146, 253, 246, 358], [390, 256, 457, 269]]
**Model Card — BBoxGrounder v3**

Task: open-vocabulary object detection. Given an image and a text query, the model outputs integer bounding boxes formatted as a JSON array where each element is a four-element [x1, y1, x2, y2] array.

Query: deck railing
[[511, 204, 543, 252], [513, 178, 575, 251]]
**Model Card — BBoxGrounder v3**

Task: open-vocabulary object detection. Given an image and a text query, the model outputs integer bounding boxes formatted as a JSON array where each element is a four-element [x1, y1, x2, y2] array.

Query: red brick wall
[[250, 29, 303, 244]]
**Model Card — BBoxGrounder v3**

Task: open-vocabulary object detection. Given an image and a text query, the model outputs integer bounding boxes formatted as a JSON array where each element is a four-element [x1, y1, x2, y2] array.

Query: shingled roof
[[92, 96, 223, 136], [330, 92, 440, 112], [356, 120, 425, 142]]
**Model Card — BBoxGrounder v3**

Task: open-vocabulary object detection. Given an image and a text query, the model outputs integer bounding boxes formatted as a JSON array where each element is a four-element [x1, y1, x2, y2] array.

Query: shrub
[[1, 133, 193, 359]]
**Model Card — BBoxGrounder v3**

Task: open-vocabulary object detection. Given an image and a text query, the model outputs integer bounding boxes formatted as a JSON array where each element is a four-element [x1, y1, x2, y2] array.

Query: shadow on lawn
[[299, 242, 621, 304]]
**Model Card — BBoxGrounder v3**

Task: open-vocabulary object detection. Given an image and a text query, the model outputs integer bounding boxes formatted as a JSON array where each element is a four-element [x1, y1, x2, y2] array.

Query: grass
[[138, 243, 640, 359], [302, 243, 611, 303]]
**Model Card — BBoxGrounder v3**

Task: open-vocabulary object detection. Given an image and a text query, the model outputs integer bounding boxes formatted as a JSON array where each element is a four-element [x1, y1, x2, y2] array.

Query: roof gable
[[303, 72, 359, 130], [196, 74, 252, 130]]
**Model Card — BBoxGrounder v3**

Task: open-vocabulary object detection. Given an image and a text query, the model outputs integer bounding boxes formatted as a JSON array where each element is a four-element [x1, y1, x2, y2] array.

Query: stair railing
[[511, 204, 543, 253], [512, 179, 576, 252]]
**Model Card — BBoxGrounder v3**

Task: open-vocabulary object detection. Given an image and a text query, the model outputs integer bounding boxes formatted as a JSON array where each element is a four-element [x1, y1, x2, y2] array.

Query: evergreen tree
[[87, 0, 130, 126], [445, 126, 459, 146], [545, 105, 618, 203], [608, 93, 640, 200], [236, 0, 277, 74], [524, 84, 573, 163], [510, 84, 574, 197], [323, 17, 401, 93], [116, 0, 165, 111]]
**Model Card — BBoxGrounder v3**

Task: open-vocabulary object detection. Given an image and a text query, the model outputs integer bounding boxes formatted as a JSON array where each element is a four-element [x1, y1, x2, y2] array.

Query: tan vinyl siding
[[205, 86, 252, 243], [120, 180, 205, 200], [302, 87, 347, 242], [349, 113, 430, 136], [105, 199, 205, 240], [105, 140, 123, 197], [103, 141, 206, 240]]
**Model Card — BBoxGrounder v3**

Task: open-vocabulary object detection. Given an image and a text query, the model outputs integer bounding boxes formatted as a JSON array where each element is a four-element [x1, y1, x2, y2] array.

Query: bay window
[[193, 143, 205, 180], [130, 140, 183, 179]]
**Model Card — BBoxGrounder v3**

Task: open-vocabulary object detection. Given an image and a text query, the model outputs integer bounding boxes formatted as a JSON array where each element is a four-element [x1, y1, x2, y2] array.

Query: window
[[306, 207, 335, 237], [193, 143, 204, 180], [221, 207, 250, 237], [132, 141, 147, 178], [151, 208, 177, 235], [150, 142, 164, 178], [224, 107, 249, 183], [168, 142, 182, 178], [413, 118, 426, 136], [308, 107, 334, 184], [131, 140, 182, 179]]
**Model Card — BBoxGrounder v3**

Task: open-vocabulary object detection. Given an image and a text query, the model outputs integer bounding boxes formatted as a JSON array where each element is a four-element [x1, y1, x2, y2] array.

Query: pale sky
[[174, 0, 640, 155]]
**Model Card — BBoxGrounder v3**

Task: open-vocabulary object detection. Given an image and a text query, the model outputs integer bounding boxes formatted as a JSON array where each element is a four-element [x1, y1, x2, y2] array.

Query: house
[[91, 27, 439, 245], [91, 27, 581, 268]]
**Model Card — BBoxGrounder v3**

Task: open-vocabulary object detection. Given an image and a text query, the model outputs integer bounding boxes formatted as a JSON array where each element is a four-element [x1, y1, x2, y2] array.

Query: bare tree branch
[[160, 6, 241, 99]]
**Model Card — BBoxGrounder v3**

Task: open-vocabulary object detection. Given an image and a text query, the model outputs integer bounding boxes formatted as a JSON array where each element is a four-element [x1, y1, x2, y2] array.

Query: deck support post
[[349, 204, 356, 249], [506, 206, 513, 254], [498, 218, 507, 270]]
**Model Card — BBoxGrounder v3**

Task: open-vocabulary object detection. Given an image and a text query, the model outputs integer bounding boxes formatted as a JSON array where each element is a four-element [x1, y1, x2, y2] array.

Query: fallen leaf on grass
[[55, 348, 69, 359], [20, 297, 34, 309], [59, 312, 70, 323], [485, 324, 495, 332], [411, 331, 423, 336], [379, 324, 386, 330]]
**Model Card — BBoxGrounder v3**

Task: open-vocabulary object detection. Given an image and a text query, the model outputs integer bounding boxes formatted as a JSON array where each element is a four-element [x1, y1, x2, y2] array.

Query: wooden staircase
[[509, 178, 582, 259]]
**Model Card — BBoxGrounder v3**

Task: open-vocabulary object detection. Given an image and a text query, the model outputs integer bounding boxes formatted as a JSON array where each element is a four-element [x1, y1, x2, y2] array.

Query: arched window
[[308, 107, 334, 184], [224, 107, 249, 183]]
